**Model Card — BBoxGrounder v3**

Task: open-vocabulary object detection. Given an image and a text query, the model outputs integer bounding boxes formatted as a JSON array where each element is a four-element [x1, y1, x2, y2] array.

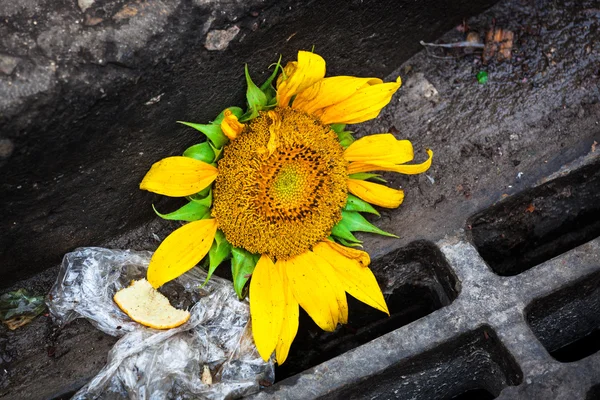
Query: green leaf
[[340, 210, 398, 238], [330, 124, 346, 134], [344, 194, 380, 216], [187, 190, 212, 208], [336, 130, 355, 149], [348, 172, 387, 183], [183, 142, 215, 163], [177, 121, 228, 149], [245, 64, 268, 113], [231, 247, 260, 299], [202, 230, 232, 286], [152, 201, 210, 222], [0, 289, 46, 321], [212, 107, 244, 125]]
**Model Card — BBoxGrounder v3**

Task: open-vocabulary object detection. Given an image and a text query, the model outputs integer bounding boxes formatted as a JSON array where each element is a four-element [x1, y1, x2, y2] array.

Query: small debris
[[525, 204, 536, 213], [77, 0, 95, 12], [205, 26, 240, 51], [455, 19, 470, 33], [201, 365, 213, 385], [476, 70, 488, 84], [516, 171, 524, 180], [483, 27, 514, 63], [259, 379, 273, 387], [84, 15, 104, 26], [592, 140, 597, 153], [0, 138, 15, 159], [426, 174, 435, 184], [420, 39, 484, 50], [0, 54, 21, 75], [113, 4, 139, 21], [145, 93, 164, 106], [0, 289, 46, 330]]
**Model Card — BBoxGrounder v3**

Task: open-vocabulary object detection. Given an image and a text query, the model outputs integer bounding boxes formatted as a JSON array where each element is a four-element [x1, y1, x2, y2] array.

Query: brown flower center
[[212, 107, 348, 259]]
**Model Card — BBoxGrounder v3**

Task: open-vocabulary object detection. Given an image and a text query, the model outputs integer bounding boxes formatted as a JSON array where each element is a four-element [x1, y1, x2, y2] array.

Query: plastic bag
[[47, 247, 273, 399]]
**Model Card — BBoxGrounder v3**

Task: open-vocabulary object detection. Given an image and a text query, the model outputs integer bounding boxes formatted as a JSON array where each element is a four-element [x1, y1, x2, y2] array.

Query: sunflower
[[115, 51, 432, 365]]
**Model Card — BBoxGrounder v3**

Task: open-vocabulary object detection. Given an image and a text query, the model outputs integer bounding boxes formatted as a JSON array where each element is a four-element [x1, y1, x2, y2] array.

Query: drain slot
[[587, 384, 600, 400], [468, 161, 600, 276], [526, 270, 600, 362], [275, 241, 459, 381], [326, 327, 522, 400]]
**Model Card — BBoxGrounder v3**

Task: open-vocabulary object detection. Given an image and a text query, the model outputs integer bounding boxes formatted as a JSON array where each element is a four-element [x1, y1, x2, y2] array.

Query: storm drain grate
[[252, 160, 600, 400], [468, 161, 600, 276], [276, 241, 459, 381]]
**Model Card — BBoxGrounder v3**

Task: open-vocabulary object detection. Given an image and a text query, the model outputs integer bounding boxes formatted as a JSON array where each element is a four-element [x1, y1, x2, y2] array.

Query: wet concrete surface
[[0, 0, 497, 286], [1, 0, 600, 398]]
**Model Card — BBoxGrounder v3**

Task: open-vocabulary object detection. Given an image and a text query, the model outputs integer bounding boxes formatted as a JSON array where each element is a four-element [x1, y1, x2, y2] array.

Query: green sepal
[[202, 230, 232, 287], [344, 194, 380, 216], [177, 121, 229, 149], [231, 247, 260, 299], [331, 222, 362, 244], [152, 201, 210, 222], [260, 55, 282, 103], [212, 107, 244, 125], [340, 210, 398, 238], [334, 236, 364, 248], [245, 64, 268, 114], [336, 130, 355, 149], [330, 124, 346, 134], [183, 142, 215, 163], [239, 107, 260, 122], [187, 189, 212, 208], [348, 172, 387, 183]]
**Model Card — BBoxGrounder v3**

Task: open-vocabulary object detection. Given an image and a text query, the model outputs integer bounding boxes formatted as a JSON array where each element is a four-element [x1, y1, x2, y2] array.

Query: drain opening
[[326, 327, 523, 400], [467, 161, 600, 276], [587, 384, 600, 400], [275, 241, 459, 381], [526, 270, 600, 363]]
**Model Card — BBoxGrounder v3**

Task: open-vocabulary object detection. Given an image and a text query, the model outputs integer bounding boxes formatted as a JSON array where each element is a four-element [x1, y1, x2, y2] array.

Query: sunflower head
[[213, 107, 348, 259], [122, 50, 433, 366]]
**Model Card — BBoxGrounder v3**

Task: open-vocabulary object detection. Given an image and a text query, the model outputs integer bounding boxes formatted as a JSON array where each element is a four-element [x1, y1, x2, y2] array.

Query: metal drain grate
[[275, 241, 459, 381], [252, 161, 600, 400]]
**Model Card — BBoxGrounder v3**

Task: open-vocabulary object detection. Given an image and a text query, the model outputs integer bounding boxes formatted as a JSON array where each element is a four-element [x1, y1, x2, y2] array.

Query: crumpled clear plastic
[[47, 247, 274, 400]]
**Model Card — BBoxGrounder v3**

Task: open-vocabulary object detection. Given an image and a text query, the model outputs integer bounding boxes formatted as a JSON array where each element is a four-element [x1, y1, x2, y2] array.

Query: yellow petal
[[321, 239, 370, 268], [275, 259, 299, 365], [317, 77, 402, 125], [266, 110, 280, 156], [292, 76, 382, 115], [312, 242, 389, 315], [140, 156, 218, 197], [285, 251, 341, 331], [313, 252, 349, 325], [344, 134, 414, 165], [347, 148, 433, 174], [147, 219, 218, 288], [347, 178, 404, 208], [250, 255, 286, 362], [277, 51, 326, 107], [220, 109, 245, 140]]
